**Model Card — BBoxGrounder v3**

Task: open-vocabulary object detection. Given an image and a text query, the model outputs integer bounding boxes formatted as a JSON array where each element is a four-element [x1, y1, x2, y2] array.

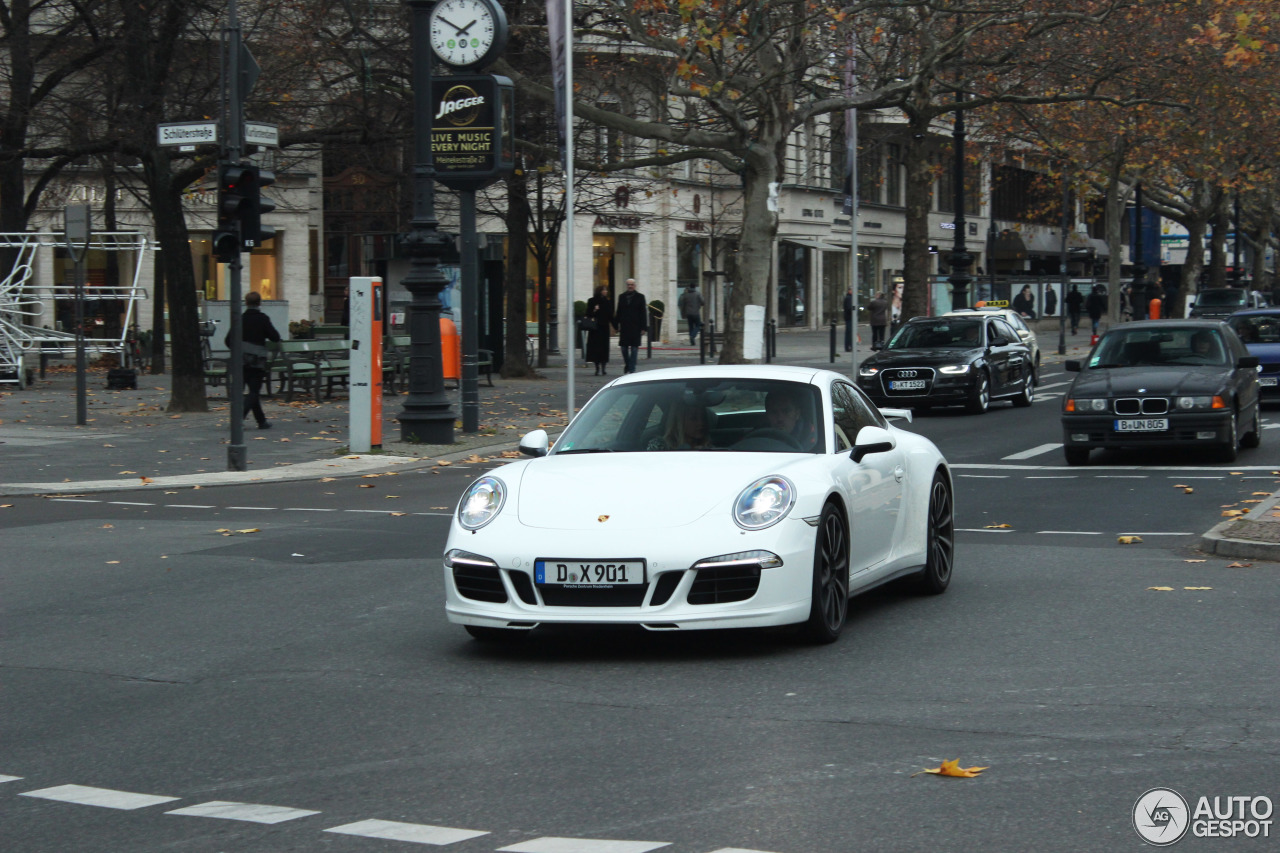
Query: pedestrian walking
[[1013, 284, 1036, 319], [867, 290, 889, 350], [1044, 284, 1058, 318], [1065, 284, 1083, 334], [225, 290, 281, 429], [1085, 285, 1107, 336], [584, 285, 613, 375], [678, 283, 703, 347], [613, 278, 649, 374], [842, 288, 854, 351]]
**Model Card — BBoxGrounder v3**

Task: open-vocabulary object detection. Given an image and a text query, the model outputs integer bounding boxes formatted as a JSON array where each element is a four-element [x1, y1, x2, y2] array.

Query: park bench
[[382, 335, 493, 394], [270, 339, 352, 402]]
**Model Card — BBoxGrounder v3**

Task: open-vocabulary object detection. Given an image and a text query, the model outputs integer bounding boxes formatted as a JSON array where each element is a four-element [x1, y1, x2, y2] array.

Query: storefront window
[[192, 235, 278, 301]]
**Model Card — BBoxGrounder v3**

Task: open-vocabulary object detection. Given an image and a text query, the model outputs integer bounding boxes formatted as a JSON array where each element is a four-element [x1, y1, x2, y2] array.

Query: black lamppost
[[948, 93, 972, 310], [398, 0, 456, 444], [1232, 194, 1243, 288], [1131, 182, 1147, 322]]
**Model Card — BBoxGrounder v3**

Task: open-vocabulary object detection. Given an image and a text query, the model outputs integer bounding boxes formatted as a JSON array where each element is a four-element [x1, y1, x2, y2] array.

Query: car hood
[[514, 452, 808, 530], [1069, 365, 1232, 396], [866, 347, 984, 365]]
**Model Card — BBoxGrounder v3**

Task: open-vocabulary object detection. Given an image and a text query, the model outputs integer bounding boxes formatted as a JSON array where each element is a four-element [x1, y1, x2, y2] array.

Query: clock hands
[[437, 16, 481, 38]]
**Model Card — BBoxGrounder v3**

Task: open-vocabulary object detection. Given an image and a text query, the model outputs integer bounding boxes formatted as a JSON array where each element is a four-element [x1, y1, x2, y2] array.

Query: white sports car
[[443, 365, 954, 644]]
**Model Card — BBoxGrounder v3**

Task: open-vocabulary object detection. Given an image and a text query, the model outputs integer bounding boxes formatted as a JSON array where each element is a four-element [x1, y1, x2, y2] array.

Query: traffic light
[[240, 166, 276, 248], [214, 164, 249, 262]]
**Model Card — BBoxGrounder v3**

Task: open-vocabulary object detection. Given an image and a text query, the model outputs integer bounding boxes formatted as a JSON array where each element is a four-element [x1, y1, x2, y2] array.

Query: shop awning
[[779, 236, 849, 253]]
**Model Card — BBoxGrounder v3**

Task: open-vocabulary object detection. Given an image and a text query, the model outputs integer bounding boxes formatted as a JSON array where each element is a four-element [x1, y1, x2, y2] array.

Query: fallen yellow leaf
[[235, 528, 260, 534], [1252, 492, 1271, 496], [1147, 586, 1175, 591], [1118, 535, 1143, 544], [319, 477, 336, 482], [389, 512, 406, 517], [1222, 510, 1244, 517], [984, 523, 1012, 529], [1184, 559, 1207, 563], [140, 476, 153, 484], [1226, 562, 1253, 568], [1230, 471, 1243, 475], [1184, 487, 1194, 494], [1174, 484, 1188, 488], [106, 560, 120, 564], [359, 484, 375, 488], [215, 528, 231, 533], [101, 523, 114, 529], [915, 758, 989, 778], [436, 459, 452, 466], [118, 470, 137, 475]]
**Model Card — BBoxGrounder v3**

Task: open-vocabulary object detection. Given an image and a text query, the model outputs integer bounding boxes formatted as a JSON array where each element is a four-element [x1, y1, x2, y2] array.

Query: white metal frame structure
[[0, 232, 151, 387]]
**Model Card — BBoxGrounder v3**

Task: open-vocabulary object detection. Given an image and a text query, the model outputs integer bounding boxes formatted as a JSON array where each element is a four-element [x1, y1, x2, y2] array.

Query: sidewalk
[[2, 321, 1275, 560]]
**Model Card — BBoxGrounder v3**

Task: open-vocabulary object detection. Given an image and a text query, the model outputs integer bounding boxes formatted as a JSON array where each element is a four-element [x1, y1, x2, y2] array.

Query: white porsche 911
[[443, 365, 954, 644]]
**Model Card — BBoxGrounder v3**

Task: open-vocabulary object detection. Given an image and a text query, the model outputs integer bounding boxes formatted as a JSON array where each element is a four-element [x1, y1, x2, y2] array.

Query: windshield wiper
[[555, 447, 617, 454]]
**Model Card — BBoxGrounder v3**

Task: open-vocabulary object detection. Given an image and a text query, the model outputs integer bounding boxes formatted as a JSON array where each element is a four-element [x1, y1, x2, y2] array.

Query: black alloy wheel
[[914, 472, 954, 595], [803, 503, 850, 644], [966, 370, 990, 414], [1218, 408, 1239, 463], [1011, 369, 1034, 408]]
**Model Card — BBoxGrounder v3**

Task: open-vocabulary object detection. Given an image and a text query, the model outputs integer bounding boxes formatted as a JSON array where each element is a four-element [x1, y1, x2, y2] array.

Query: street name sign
[[245, 122, 279, 148], [157, 121, 218, 147]]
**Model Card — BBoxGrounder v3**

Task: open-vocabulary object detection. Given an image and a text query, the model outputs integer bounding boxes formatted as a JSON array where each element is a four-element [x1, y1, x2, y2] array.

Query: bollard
[[647, 318, 654, 359], [699, 330, 706, 364], [708, 319, 717, 357], [769, 319, 777, 359], [830, 321, 837, 363]]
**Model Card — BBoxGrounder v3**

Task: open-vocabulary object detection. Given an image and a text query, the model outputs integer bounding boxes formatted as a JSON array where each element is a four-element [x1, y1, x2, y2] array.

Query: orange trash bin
[[440, 317, 461, 382], [1148, 297, 1161, 320]]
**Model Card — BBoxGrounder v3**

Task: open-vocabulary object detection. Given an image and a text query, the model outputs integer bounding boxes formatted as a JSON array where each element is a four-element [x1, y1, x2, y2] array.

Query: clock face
[[429, 0, 500, 68]]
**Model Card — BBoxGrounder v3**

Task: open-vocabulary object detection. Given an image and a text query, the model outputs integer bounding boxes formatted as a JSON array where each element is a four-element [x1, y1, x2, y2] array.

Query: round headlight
[[457, 476, 506, 530], [733, 476, 796, 530]]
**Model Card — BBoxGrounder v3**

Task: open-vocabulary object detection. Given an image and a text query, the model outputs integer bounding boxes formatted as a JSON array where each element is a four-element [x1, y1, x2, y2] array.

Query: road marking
[[165, 800, 320, 824], [1036, 531, 1103, 535], [1035, 380, 1073, 390], [1264, 423, 1280, 430], [1026, 476, 1076, 479], [325, 818, 489, 844], [1097, 475, 1147, 479], [1, 775, 23, 783], [284, 507, 338, 512], [21, 784, 178, 810], [49, 498, 100, 503], [1120, 532, 1193, 536], [166, 504, 215, 508], [498, 839, 671, 853], [1032, 391, 1064, 398], [1002, 443, 1061, 460], [226, 506, 277, 511], [107, 501, 153, 506], [708, 849, 782, 853]]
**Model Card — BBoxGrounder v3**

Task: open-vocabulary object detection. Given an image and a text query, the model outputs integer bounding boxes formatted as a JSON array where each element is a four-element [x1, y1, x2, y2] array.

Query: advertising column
[[349, 276, 383, 452]]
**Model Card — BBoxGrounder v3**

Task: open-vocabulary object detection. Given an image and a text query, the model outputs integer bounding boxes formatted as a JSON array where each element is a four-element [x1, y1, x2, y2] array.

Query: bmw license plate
[[1260, 377, 1277, 387], [1114, 418, 1169, 432], [889, 379, 926, 391], [535, 559, 646, 587]]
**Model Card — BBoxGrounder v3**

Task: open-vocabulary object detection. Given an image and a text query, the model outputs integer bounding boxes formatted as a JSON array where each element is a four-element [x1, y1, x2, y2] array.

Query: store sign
[[432, 74, 515, 190], [595, 214, 642, 229]]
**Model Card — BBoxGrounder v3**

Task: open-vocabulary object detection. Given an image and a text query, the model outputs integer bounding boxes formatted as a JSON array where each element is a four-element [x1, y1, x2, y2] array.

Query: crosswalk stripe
[[0, 775, 22, 784], [325, 819, 489, 844], [497, 838, 671, 853], [21, 784, 178, 810], [165, 801, 320, 824]]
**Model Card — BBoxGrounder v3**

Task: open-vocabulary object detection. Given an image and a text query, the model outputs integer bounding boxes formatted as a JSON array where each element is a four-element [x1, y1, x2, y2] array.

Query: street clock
[[429, 0, 508, 69]]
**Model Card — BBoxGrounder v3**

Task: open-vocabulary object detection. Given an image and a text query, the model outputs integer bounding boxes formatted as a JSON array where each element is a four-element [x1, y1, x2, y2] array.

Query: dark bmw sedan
[[1061, 320, 1261, 465], [856, 315, 1034, 414]]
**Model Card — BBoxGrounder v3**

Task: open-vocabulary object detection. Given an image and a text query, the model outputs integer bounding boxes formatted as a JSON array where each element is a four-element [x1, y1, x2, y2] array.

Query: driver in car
[[765, 389, 817, 450]]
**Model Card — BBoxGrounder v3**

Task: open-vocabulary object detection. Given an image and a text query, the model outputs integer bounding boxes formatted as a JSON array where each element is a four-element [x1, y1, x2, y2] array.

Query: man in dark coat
[[613, 278, 649, 374], [225, 290, 281, 429], [1085, 285, 1107, 336], [1065, 284, 1084, 334], [867, 291, 890, 350]]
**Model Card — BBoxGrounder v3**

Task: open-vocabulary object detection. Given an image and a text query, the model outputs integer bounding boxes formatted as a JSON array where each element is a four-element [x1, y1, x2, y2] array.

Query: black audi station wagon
[[856, 315, 1034, 414]]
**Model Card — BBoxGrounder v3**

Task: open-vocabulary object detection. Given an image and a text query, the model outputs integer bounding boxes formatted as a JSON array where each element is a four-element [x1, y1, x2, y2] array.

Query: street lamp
[[398, 0, 457, 444], [948, 92, 972, 310], [1131, 183, 1147, 322]]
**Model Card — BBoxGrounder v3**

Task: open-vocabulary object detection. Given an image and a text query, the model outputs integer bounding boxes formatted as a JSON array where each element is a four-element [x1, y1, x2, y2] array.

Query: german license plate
[[1114, 418, 1168, 432], [535, 559, 646, 587], [889, 379, 926, 391], [1260, 377, 1277, 387]]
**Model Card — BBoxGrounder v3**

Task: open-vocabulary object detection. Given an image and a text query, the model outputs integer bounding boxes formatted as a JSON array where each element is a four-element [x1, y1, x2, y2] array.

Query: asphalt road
[[3, 366, 1279, 852]]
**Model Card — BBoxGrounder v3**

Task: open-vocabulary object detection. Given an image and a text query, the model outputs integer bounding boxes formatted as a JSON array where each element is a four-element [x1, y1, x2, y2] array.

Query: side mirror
[[519, 429, 550, 457], [1065, 360, 1081, 372], [1238, 355, 1261, 369], [851, 425, 896, 463]]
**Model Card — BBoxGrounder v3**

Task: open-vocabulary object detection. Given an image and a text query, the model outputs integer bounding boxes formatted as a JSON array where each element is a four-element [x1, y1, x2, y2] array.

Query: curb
[[1199, 493, 1280, 562]]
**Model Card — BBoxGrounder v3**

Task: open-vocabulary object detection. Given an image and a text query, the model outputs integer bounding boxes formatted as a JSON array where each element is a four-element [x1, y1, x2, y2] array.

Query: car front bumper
[[1061, 410, 1234, 449], [856, 373, 978, 406], [442, 513, 819, 632]]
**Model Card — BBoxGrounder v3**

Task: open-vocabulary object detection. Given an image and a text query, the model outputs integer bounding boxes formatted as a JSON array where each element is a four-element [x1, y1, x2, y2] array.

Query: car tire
[[1011, 369, 1034, 408], [913, 472, 954, 595], [802, 503, 849, 644], [1064, 446, 1090, 466], [1218, 409, 1239, 463], [1033, 353, 1041, 385], [1241, 405, 1262, 449], [465, 625, 524, 643], [965, 371, 990, 414]]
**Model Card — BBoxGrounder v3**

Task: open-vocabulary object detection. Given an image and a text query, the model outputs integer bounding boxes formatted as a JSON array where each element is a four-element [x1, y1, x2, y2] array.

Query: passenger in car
[[647, 401, 712, 450], [765, 388, 817, 449]]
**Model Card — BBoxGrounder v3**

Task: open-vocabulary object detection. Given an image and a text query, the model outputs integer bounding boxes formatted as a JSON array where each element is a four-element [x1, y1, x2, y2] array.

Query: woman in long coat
[[585, 285, 613, 374]]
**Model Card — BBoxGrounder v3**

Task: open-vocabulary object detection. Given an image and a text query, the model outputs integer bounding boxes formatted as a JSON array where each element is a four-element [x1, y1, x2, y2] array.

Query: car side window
[[986, 321, 1003, 345], [994, 318, 1019, 344], [831, 382, 881, 452]]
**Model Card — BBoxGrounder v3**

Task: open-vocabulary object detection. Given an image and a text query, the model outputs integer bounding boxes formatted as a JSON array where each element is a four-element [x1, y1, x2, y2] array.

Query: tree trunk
[[1208, 200, 1227, 289], [720, 145, 780, 364], [501, 169, 535, 378], [145, 150, 206, 412], [900, 113, 934, 322], [1180, 219, 1207, 314]]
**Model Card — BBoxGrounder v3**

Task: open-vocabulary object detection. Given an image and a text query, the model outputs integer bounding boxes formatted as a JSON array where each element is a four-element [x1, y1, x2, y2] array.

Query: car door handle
[[894, 465, 905, 483]]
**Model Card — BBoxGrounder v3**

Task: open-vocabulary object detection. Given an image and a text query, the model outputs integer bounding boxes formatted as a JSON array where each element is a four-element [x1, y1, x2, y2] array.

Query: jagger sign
[[431, 75, 515, 190]]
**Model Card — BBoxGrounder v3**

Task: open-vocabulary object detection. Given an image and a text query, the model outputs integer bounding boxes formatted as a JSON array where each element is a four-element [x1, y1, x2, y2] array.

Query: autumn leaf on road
[[140, 476, 153, 484], [914, 759, 989, 778], [1184, 559, 1206, 563], [1118, 535, 1143, 544], [1183, 487, 1194, 494], [1147, 586, 1175, 591], [235, 528, 260, 534], [1221, 510, 1245, 517], [1226, 562, 1253, 568], [984, 523, 1012, 529]]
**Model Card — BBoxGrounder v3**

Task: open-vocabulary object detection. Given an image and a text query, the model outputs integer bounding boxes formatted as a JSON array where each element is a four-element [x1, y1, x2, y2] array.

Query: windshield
[[1228, 314, 1280, 344], [888, 319, 981, 350], [554, 377, 824, 454], [1090, 327, 1230, 368], [1194, 290, 1247, 307]]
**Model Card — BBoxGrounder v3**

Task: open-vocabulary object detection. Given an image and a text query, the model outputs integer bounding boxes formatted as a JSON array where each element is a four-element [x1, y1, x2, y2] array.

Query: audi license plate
[[1260, 377, 1277, 387], [889, 379, 926, 391], [1114, 418, 1169, 432], [535, 559, 646, 587]]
